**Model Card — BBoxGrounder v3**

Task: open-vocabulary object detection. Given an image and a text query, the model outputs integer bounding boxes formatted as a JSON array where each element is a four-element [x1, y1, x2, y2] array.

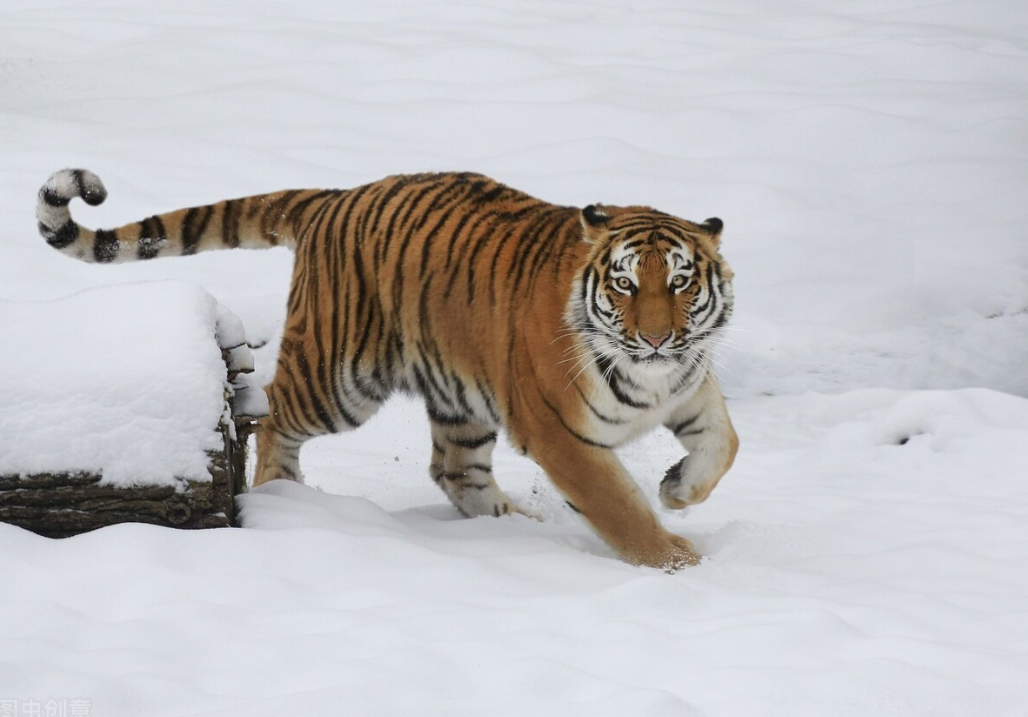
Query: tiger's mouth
[[621, 340, 680, 365]]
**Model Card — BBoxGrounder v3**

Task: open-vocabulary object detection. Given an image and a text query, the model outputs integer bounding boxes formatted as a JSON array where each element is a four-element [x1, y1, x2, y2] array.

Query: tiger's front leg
[[660, 374, 739, 509], [523, 422, 701, 569]]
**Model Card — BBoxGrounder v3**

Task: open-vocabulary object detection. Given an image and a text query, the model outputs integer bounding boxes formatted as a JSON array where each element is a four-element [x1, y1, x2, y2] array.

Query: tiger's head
[[567, 203, 734, 380]]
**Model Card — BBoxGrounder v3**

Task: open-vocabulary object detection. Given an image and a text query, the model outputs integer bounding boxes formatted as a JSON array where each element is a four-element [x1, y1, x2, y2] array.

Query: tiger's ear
[[580, 204, 610, 243], [702, 217, 724, 245]]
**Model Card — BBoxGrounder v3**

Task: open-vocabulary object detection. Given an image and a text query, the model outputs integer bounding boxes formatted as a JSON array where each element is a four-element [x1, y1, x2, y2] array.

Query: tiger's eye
[[670, 275, 689, 290], [615, 277, 633, 292]]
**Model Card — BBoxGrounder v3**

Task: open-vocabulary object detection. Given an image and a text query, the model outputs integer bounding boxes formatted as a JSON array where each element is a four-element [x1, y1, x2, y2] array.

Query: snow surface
[[0, 282, 229, 485], [1, 1, 1027, 715]]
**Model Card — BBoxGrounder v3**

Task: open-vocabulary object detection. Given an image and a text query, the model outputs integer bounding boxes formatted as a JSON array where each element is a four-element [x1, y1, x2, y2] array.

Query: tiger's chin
[[624, 350, 683, 376]]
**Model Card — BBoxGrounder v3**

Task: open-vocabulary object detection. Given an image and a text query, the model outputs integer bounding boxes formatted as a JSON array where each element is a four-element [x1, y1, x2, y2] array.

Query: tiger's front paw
[[662, 533, 702, 570], [648, 533, 703, 571], [659, 456, 717, 510], [625, 531, 702, 570]]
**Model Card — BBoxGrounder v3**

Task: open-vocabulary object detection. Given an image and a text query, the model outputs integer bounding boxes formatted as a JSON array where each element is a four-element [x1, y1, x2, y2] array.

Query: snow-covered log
[[0, 283, 268, 536]]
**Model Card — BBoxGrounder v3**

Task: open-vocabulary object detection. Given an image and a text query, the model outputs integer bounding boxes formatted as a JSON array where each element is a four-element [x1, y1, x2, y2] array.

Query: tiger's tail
[[36, 168, 339, 263]]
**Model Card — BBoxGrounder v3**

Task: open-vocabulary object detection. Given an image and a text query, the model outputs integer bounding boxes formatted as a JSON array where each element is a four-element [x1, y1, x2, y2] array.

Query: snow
[[1, 0, 1027, 715], [0, 282, 231, 486]]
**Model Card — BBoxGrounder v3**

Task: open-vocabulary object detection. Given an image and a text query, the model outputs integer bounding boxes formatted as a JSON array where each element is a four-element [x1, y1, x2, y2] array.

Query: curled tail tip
[[39, 168, 107, 208], [38, 169, 106, 252]]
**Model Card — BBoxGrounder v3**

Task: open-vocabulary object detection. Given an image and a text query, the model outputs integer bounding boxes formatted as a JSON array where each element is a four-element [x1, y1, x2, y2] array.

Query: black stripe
[[348, 194, 380, 396], [620, 235, 650, 253], [43, 220, 78, 249], [469, 181, 505, 206], [93, 229, 120, 263], [368, 178, 413, 244], [181, 206, 213, 255], [416, 346, 458, 416], [377, 180, 422, 270], [286, 190, 340, 238], [463, 223, 499, 306], [491, 207, 552, 304], [669, 364, 703, 396], [417, 201, 460, 278], [573, 383, 628, 425], [137, 215, 166, 260], [578, 267, 593, 314], [426, 402, 470, 426], [442, 209, 497, 300], [40, 187, 70, 207], [539, 394, 613, 449], [691, 261, 717, 317], [475, 378, 503, 424], [364, 310, 392, 400], [443, 210, 474, 274], [520, 210, 577, 291], [450, 373, 479, 422], [285, 266, 305, 317], [439, 473, 488, 486], [484, 224, 521, 307], [449, 432, 497, 450], [273, 366, 326, 439], [293, 349, 347, 432], [387, 179, 440, 251], [413, 364, 442, 412], [462, 463, 493, 474], [669, 414, 701, 437], [662, 457, 686, 487], [595, 354, 651, 409], [384, 331, 405, 388], [70, 170, 87, 200], [412, 284, 457, 417], [223, 199, 242, 248], [259, 190, 301, 243], [413, 180, 474, 278], [274, 360, 311, 436]]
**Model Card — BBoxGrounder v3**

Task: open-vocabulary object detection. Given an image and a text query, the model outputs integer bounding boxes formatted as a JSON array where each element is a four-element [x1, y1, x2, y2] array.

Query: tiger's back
[[37, 168, 738, 569], [279, 172, 586, 431]]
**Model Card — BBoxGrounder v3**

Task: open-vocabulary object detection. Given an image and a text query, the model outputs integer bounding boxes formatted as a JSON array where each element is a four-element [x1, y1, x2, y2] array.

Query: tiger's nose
[[641, 331, 671, 348]]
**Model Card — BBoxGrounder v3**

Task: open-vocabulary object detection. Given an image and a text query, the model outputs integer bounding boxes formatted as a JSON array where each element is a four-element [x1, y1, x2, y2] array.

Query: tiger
[[36, 168, 738, 569]]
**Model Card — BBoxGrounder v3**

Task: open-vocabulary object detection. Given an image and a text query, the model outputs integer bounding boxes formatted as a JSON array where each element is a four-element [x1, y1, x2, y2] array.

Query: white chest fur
[[577, 358, 707, 447]]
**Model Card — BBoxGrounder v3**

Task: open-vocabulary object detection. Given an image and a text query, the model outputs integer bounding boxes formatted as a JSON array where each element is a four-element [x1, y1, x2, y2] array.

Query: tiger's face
[[570, 204, 734, 378]]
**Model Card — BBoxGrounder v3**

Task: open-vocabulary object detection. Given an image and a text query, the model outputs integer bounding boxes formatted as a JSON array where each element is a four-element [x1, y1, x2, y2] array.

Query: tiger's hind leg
[[253, 331, 384, 487], [428, 418, 519, 518], [255, 423, 307, 486]]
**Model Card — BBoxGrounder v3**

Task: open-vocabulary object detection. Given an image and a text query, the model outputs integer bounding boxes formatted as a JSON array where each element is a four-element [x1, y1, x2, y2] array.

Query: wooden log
[[0, 339, 265, 538], [0, 412, 257, 538]]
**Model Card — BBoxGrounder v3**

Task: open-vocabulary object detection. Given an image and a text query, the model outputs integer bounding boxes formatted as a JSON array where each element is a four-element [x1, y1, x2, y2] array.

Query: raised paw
[[660, 456, 717, 510]]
